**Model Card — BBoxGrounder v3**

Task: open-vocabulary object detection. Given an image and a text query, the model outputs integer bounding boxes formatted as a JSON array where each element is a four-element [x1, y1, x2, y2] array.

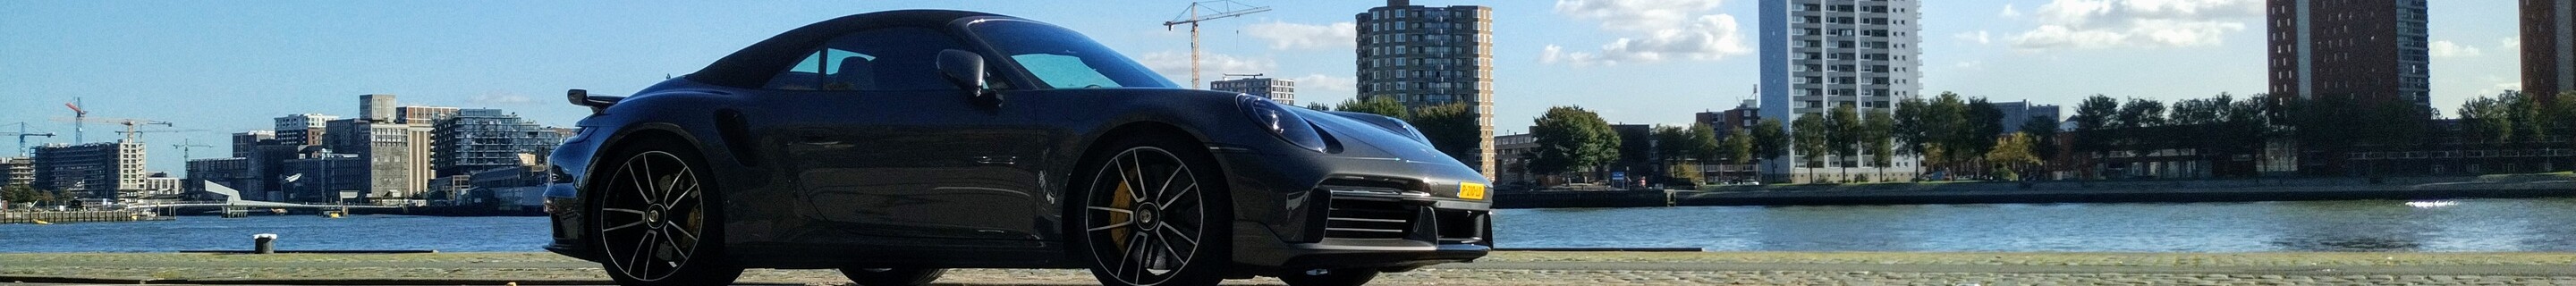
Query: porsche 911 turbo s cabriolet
[[540, 10, 1493, 286]]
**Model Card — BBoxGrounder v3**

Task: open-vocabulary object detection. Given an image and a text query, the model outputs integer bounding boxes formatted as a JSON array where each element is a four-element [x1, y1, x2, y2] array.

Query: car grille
[[1435, 209, 1487, 244], [1325, 198, 1415, 240]]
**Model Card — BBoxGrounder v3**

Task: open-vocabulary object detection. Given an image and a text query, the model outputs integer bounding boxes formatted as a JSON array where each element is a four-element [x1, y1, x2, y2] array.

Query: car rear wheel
[[1073, 137, 1233, 286], [593, 142, 741, 286], [840, 267, 945, 286], [1278, 268, 1381, 286]]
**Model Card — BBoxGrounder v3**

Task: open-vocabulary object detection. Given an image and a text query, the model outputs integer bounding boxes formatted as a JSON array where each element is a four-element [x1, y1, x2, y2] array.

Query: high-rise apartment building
[[432, 109, 566, 177], [1, 157, 31, 189], [230, 130, 274, 158], [1994, 101, 2063, 134], [1210, 78, 1298, 105], [2267, 0, 2431, 106], [2529, 0, 2572, 101], [1758, 0, 1924, 182], [273, 114, 338, 147], [1355, 0, 1496, 179], [30, 141, 148, 199]]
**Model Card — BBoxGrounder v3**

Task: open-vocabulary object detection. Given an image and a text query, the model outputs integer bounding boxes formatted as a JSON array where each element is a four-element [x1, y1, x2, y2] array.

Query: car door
[[756, 27, 1048, 242]]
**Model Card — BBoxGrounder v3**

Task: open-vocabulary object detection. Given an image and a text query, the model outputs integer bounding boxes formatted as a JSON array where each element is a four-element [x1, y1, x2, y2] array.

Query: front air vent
[[1325, 198, 1417, 240]]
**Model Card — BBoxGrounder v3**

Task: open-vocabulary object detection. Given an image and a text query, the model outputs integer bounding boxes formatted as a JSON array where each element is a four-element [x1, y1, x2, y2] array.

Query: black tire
[[1070, 135, 1234, 286], [1278, 269, 1381, 286], [590, 139, 742, 286], [840, 267, 945, 286]]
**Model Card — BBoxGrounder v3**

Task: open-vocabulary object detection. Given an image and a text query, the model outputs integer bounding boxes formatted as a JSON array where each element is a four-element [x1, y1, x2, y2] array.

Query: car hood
[[1286, 107, 1461, 164]]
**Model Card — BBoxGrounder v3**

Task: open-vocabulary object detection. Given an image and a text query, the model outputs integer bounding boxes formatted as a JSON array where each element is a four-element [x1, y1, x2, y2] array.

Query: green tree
[[1408, 103, 1482, 165], [1961, 98, 2006, 176], [1529, 106, 1622, 182], [2114, 97, 2169, 160], [2069, 95, 2120, 179], [1750, 119, 1790, 179], [1723, 128, 1756, 166], [1824, 105, 1863, 181], [1302, 102, 1331, 110], [1921, 93, 1970, 174], [2017, 114, 2060, 165], [1792, 114, 1830, 182], [1862, 108, 1896, 181], [1649, 124, 1721, 185], [2, 185, 52, 206], [1986, 133, 2044, 181], [1334, 97, 1411, 119], [1890, 97, 1932, 159]]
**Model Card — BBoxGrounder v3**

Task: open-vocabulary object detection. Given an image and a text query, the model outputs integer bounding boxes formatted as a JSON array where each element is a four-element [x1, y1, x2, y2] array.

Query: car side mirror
[[936, 49, 1001, 106]]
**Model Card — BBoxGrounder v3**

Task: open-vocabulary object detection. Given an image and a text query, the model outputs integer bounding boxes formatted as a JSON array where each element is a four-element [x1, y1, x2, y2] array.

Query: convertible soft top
[[687, 10, 1006, 88]]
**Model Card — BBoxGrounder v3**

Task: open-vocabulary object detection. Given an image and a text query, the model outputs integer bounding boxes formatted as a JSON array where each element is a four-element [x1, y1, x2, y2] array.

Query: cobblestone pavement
[[4, 252, 2574, 285]]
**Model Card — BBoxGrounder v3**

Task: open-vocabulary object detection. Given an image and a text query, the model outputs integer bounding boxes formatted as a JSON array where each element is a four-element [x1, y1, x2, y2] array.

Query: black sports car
[[541, 10, 1493, 286]]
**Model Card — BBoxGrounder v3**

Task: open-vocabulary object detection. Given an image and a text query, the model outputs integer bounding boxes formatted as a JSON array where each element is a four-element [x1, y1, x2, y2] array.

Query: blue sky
[[0, 0, 2529, 175]]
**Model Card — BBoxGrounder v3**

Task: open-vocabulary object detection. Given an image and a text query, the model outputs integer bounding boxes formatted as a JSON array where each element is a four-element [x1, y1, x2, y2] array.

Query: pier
[[0, 210, 169, 224]]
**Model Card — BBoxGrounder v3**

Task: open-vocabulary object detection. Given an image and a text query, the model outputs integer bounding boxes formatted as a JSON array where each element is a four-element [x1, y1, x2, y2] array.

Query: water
[[1496, 198, 2576, 252], [4, 198, 2573, 253]]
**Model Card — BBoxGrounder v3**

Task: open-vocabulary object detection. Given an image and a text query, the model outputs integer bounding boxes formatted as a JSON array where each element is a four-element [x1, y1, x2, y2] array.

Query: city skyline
[[0, 0, 2533, 175]]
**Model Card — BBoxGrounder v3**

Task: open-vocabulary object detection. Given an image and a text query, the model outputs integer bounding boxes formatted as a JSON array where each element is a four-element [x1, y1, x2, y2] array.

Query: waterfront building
[[1994, 101, 2062, 134], [2530, 0, 2572, 101], [360, 94, 399, 122], [1209, 77, 1297, 105], [1356, 0, 1496, 179], [230, 131, 274, 158], [1493, 132, 1536, 186], [272, 114, 338, 147], [281, 150, 366, 203], [2267, 0, 2431, 107], [1758, 0, 1924, 182], [184, 157, 254, 199], [396, 105, 462, 125], [1696, 100, 1764, 137], [432, 109, 566, 177], [141, 172, 180, 196], [30, 141, 148, 199], [0, 157, 30, 189]]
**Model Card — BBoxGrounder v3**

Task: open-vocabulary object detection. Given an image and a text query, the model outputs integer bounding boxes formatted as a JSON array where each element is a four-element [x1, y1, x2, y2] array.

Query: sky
[[0, 0, 2531, 175]]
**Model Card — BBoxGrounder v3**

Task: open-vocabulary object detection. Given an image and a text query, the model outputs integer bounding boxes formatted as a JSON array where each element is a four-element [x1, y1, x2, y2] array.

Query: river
[[4, 198, 2572, 253]]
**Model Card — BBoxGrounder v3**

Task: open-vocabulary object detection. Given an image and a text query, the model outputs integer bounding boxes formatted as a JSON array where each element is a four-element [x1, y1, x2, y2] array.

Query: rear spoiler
[[566, 89, 625, 114]]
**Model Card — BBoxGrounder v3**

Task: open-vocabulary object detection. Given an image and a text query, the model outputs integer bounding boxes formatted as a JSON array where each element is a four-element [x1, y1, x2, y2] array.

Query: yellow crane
[[1163, 0, 1270, 89]]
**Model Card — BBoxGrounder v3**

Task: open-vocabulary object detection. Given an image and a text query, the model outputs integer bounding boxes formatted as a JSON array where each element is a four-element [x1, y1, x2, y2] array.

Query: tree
[[1960, 97, 2006, 176], [1409, 103, 1482, 165], [1302, 102, 1331, 110], [1986, 133, 2043, 181], [2114, 97, 2169, 160], [1890, 97, 1932, 159], [1825, 105, 1863, 181], [1792, 114, 1831, 182], [1649, 124, 1721, 185], [1723, 128, 1755, 166], [2069, 95, 2120, 179], [2, 185, 53, 206], [1920, 93, 1970, 174], [1750, 119, 1790, 179], [1862, 108, 1897, 181], [2017, 114, 2060, 165], [1528, 106, 1622, 182], [1334, 97, 1411, 119]]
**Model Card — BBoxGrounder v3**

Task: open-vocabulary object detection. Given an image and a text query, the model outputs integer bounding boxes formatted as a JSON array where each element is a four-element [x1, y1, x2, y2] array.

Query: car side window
[[760, 27, 976, 91]]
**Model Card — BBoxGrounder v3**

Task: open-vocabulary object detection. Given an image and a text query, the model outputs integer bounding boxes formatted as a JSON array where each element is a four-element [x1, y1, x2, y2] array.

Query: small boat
[[31, 219, 50, 224]]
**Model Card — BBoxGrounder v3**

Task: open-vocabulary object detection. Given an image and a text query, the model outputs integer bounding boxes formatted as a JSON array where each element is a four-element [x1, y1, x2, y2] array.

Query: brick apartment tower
[[1357, 0, 1496, 180], [2266, 0, 2432, 106], [2529, 0, 2572, 102]]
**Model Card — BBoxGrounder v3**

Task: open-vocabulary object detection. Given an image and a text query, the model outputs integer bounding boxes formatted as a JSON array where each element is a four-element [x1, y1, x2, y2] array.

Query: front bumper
[[1208, 148, 1494, 272]]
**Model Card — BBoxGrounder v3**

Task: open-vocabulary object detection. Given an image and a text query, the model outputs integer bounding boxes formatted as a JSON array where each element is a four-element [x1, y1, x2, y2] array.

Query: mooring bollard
[[254, 233, 277, 254]]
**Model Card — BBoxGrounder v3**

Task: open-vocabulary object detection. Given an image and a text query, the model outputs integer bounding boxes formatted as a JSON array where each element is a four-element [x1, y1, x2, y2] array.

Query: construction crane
[[4, 122, 55, 156], [64, 97, 86, 144], [1163, 0, 1270, 89], [171, 139, 216, 160]]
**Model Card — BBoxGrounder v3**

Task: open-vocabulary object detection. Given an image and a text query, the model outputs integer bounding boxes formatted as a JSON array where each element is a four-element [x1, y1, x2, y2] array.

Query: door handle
[[973, 156, 1018, 165]]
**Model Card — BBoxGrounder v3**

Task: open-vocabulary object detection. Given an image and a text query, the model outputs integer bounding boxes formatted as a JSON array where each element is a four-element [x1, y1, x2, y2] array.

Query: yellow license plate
[[1458, 182, 1487, 200]]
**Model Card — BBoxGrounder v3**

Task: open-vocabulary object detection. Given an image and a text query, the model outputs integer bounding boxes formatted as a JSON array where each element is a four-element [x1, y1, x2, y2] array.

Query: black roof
[[686, 10, 1009, 88]]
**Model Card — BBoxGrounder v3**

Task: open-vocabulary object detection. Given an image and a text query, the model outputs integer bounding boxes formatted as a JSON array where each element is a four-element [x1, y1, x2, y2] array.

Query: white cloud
[[2001, 4, 2023, 18], [2429, 40, 2482, 58], [1954, 30, 1993, 45], [1955, 61, 1986, 70], [1541, 0, 1751, 66], [2006, 0, 2262, 50], [2504, 37, 2521, 51], [1137, 51, 1275, 85], [1244, 21, 1355, 50], [1292, 74, 1356, 92]]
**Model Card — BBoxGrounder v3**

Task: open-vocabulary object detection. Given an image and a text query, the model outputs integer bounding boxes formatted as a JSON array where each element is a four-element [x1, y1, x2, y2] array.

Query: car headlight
[[1236, 95, 1329, 152]]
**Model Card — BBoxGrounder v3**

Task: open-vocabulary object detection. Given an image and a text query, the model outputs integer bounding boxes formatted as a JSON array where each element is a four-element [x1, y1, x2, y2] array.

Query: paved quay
[[4, 251, 2574, 285]]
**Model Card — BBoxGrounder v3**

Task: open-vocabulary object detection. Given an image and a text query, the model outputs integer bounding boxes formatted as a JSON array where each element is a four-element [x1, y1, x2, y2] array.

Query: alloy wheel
[[1082, 147, 1211, 285], [597, 151, 708, 282]]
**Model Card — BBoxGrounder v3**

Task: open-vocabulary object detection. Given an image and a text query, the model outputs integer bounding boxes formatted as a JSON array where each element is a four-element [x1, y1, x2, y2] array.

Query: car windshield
[[967, 20, 1176, 89]]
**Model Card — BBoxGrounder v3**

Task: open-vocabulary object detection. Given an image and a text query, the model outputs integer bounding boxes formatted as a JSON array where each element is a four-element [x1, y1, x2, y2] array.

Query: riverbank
[[2, 251, 2570, 285], [1497, 173, 2576, 208], [0, 210, 168, 224]]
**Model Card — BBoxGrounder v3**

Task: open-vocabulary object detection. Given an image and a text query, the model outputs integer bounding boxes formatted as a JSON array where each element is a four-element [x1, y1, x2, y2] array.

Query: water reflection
[[1496, 198, 2576, 252]]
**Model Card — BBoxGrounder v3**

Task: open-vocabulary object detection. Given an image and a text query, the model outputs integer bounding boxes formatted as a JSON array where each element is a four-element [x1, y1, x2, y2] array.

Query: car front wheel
[[1072, 137, 1233, 286], [592, 142, 741, 286]]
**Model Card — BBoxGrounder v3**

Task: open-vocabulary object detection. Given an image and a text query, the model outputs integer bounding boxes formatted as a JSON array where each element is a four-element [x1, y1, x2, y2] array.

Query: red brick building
[[2267, 0, 2431, 107], [2529, 0, 2571, 102]]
